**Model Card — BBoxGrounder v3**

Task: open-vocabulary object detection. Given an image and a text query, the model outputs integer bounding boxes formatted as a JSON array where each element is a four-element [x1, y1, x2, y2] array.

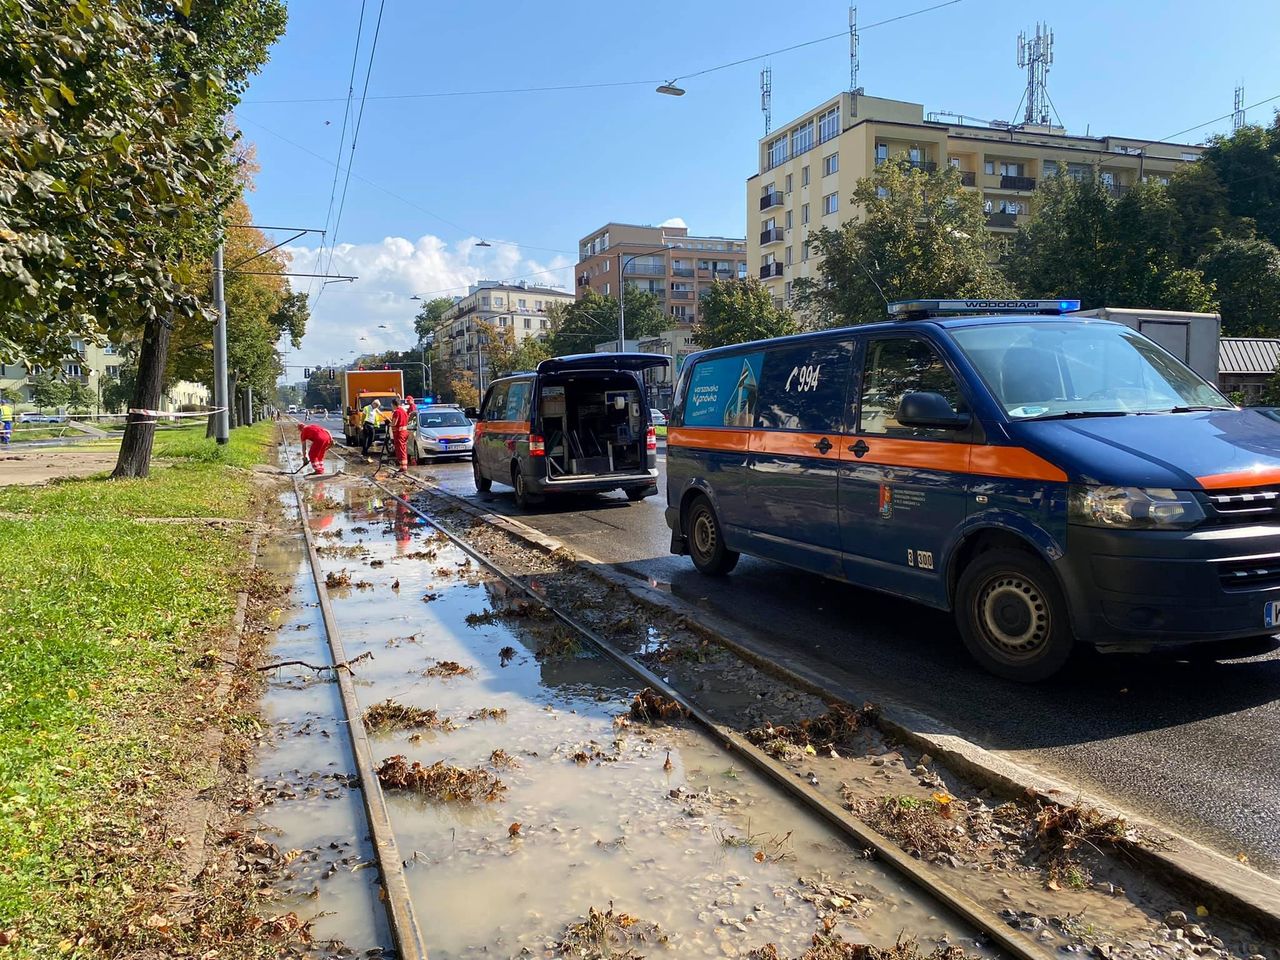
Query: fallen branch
[[257, 651, 374, 674]]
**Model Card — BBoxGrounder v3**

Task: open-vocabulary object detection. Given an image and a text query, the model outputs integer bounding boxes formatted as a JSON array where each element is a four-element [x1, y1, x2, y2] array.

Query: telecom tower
[[1234, 85, 1246, 132], [849, 5, 860, 95], [1016, 23, 1054, 126], [760, 65, 772, 135]]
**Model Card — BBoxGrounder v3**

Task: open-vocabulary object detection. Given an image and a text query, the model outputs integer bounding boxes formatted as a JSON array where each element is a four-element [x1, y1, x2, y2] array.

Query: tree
[[449, 375, 479, 411], [29, 371, 69, 410], [65, 379, 95, 413], [476, 320, 553, 379], [546, 289, 668, 355], [1006, 172, 1215, 312], [413, 296, 455, 345], [1167, 163, 1241, 265], [793, 159, 1011, 326], [693, 278, 798, 349], [1197, 115, 1280, 249], [102, 362, 137, 414], [1197, 237, 1280, 336]]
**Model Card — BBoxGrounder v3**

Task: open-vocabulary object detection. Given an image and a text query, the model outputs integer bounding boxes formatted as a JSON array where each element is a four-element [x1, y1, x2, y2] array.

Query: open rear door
[[537, 353, 669, 375]]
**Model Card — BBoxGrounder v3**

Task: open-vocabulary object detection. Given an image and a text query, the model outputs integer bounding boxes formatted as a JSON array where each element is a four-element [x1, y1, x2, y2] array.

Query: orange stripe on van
[[968, 443, 1068, 482], [666, 426, 750, 452], [475, 419, 530, 436], [1196, 465, 1280, 489], [749, 430, 836, 458], [846, 436, 972, 472]]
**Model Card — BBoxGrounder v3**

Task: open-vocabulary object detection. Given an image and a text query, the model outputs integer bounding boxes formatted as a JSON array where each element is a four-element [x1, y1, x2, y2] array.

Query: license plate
[[1265, 600, 1280, 628]]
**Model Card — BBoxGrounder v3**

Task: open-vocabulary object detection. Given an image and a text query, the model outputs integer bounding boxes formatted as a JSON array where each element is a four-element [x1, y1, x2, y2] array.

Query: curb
[[408, 476, 1280, 943]]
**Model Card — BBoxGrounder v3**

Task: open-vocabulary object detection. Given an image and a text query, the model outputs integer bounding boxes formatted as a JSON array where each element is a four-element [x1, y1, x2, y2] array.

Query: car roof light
[[887, 298, 1081, 319]]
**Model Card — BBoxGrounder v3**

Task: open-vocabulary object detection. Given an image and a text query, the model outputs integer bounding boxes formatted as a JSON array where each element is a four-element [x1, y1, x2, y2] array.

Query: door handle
[[813, 436, 832, 455], [849, 439, 869, 458]]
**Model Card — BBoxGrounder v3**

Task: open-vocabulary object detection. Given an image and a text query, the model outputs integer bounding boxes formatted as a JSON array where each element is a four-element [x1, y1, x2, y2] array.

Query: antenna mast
[[849, 6, 860, 95], [1016, 22, 1054, 126], [1233, 84, 1246, 132], [760, 65, 772, 135]]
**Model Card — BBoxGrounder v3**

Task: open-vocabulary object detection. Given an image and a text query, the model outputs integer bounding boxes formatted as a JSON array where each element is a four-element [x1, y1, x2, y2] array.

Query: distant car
[[19, 412, 67, 423], [650, 408, 668, 438], [287, 404, 298, 414], [410, 404, 475, 461]]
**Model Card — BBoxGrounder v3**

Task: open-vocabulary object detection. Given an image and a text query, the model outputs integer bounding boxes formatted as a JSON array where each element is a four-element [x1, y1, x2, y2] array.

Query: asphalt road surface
[[406, 444, 1280, 876]]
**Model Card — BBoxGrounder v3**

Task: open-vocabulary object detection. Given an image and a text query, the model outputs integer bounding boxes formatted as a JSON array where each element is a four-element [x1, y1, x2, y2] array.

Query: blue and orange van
[[665, 299, 1280, 681]]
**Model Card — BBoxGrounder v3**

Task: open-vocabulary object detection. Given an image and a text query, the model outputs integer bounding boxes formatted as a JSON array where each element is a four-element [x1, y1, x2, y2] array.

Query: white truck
[[1070, 307, 1221, 384]]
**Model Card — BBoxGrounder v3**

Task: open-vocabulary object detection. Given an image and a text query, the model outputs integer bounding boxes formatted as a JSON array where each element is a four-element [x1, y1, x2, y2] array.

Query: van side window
[[755, 341, 853, 432], [483, 382, 509, 421], [504, 380, 532, 421], [683, 352, 764, 428], [859, 338, 967, 439]]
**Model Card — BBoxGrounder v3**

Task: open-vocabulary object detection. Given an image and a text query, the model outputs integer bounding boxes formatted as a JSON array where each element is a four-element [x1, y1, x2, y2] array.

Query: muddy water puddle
[[254, 473, 999, 958]]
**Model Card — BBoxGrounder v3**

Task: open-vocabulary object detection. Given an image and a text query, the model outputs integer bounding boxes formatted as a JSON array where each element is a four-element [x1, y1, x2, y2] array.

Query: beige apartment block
[[747, 91, 1205, 306], [434, 280, 576, 379], [575, 222, 748, 328]]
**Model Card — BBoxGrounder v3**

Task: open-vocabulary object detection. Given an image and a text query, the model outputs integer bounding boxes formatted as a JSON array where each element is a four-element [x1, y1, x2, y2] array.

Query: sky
[[235, 0, 1280, 376]]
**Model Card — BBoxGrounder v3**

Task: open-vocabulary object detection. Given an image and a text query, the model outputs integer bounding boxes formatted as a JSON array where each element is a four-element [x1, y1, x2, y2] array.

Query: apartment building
[[747, 91, 1205, 305], [433, 280, 575, 379], [575, 222, 748, 328]]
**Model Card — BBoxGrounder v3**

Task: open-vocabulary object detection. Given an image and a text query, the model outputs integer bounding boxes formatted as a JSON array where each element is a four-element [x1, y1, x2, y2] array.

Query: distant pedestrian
[[0, 399, 12, 445], [298, 422, 332, 475], [390, 396, 411, 472], [360, 398, 382, 460]]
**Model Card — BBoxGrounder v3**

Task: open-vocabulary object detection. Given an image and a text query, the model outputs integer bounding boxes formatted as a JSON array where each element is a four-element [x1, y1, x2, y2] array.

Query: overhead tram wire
[[316, 0, 387, 311], [307, 0, 369, 305], [242, 0, 965, 107]]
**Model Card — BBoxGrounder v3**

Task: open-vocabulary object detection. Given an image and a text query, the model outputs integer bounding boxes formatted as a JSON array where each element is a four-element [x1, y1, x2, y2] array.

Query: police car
[[410, 403, 475, 461], [665, 299, 1280, 682]]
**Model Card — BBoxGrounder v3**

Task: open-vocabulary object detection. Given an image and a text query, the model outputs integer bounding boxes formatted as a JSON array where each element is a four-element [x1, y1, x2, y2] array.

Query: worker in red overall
[[298, 422, 332, 475], [390, 396, 412, 473]]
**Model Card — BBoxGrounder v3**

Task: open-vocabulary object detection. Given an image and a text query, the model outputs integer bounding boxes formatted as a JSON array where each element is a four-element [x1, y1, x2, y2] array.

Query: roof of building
[[1219, 338, 1280, 376]]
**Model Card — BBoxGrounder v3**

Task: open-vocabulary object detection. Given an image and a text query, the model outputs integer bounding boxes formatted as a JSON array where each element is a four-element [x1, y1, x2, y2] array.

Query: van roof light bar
[[887, 298, 1080, 320]]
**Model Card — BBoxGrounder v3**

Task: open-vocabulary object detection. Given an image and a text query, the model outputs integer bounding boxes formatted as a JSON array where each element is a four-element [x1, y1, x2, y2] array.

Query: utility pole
[[212, 242, 230, 444], [617, 250, 625, 352]]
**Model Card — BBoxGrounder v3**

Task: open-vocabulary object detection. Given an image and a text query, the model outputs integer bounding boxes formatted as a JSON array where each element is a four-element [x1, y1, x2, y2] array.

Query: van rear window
[[684, 352, 763, 427]]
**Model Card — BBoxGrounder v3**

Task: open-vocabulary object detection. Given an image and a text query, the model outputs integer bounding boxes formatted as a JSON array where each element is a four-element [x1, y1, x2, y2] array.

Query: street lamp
[[656, 81, 685, 96]]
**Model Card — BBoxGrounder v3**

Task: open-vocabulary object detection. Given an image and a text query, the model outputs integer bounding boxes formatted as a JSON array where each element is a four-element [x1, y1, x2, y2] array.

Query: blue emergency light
[[887, 298, 1081, 319]]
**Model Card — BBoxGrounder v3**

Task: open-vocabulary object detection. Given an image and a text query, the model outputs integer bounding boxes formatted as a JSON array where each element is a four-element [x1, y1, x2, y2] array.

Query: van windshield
[[949, 321, 1232, 420]]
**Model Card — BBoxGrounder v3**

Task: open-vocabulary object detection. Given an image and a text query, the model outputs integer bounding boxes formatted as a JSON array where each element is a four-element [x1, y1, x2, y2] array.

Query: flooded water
[[249, 464, 998, 958]]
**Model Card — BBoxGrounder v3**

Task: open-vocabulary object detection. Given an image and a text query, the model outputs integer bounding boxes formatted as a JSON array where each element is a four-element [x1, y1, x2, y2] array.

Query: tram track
[[274, 428, 1050, 960]]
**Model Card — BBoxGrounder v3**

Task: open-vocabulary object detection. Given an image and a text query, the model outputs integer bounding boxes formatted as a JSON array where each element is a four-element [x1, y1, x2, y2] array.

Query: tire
[[473, 456, 491, 493], [955, 547, 1074, 682], [685, 496, 738, 576], [512, 465, 538, 510], [625, 487, 653, 503]]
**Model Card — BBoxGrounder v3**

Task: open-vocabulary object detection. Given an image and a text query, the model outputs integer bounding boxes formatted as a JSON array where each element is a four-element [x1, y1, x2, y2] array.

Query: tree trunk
[[112, 313, 171, 479], [228, 371, 240, 429]]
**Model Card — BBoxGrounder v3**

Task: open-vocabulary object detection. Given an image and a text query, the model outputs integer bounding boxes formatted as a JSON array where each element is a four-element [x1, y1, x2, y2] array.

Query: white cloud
[[657, 217, 688, 229], [277, 235, 573, 374]]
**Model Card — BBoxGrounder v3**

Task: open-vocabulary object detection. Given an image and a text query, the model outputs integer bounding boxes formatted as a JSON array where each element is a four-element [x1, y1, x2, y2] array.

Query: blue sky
[[236, 0, 1280, 371]]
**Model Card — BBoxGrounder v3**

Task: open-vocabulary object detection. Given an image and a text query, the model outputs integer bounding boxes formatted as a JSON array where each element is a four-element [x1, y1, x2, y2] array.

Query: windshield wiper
[[1164, 405, 1226, 413], [1026, 410, 1131, 421]]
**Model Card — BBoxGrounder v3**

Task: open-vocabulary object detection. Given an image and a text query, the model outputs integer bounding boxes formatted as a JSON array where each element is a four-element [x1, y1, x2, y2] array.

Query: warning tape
[[125, 406, 227, 425]]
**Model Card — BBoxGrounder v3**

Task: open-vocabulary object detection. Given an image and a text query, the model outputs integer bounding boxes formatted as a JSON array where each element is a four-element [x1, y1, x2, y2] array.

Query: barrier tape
[[126, 406, 226, 425]]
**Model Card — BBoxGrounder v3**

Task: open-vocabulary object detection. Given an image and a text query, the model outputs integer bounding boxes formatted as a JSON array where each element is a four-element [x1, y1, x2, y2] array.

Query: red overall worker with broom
[[297, 421, 332, 474], [390, 396, 413, 473]]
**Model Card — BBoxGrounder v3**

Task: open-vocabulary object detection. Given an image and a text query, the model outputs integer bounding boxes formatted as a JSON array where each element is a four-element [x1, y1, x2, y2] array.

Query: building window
[[1181, 152, 1198, 161], [823, 192, 838, 215], [801, 165, 810, 186], [875, 143, 888, 164], [823, 153, 838, 176], [601, 259, 609, 271], [498, 317, 508, 327], [790, 119, 814, 156], [948, 157, 960, 168], [785, 173, 792, 193], [763, 217, 776, 232], [983, 160, 994, 175], [801, 203, 810, 225], [767, 134, 788, 169], [999, 161, 1024, 177], [784, 210, 792, 230], [495, 296, 504, 306], [801, 242, 809, 262], [817, 105, 839, 143], [785, 246, 792, 265], [1043, 160, 1059, 177], [541, 318, 549, 329], [603, 282, 610, 296], [784, 280, 792, 300], [524, 317, 532, 329]]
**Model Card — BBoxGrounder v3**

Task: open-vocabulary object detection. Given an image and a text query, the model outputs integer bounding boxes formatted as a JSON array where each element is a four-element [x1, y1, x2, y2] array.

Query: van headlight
[[1068, 485, 1204, 529]]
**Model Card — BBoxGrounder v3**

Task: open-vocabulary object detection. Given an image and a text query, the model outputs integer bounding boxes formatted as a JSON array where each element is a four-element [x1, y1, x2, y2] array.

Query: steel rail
[[365, 467, 1053, 960], [279, 429, 429, 960]]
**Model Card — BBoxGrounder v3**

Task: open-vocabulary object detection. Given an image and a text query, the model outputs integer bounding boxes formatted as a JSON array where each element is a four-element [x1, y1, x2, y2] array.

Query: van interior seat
[[999, 346, 1060, 407]]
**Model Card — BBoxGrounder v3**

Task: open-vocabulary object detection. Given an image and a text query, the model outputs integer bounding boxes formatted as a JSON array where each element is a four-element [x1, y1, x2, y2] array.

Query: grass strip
[[0, 421, 275, 956]]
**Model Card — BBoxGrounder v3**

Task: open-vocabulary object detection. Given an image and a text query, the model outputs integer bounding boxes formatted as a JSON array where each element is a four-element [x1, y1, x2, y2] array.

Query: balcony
[[696, 268, 711, 279], [1106, 182, 1131, 197], [959, 170, 976, 187], [759, 262, 784, 279], [622, 262, 667, 277], [760, 191, 784, 210], [999, 174, 1036, 191], [670, 290, 693, 301], [671, 266, 694, 278], [986, 212, 1018, 228], [760, 227, 784, 245], [908, 160, 937, 173]]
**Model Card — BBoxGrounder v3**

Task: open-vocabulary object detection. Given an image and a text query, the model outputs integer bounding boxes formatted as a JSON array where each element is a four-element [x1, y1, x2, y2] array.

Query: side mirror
[[896, 391, 970, 430], [464, 406, 478, 419]]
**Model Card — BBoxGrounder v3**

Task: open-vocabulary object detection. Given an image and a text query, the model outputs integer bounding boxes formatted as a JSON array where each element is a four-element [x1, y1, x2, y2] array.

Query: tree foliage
[[1198, 114, 1280, 249], [28, 371, 68, 409], [475, 320, 552, 379], [1197, 237, 1280, 336], [693, 278, 798, 348], [794, 160, 1011, 326], [1006, 173, 1215, 312], [546, 289, 666, 355], [413, 296, 455, 345]]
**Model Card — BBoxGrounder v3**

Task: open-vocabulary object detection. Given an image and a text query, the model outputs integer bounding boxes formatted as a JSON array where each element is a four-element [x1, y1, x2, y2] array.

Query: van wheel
[[686, 497, 738, 576], [955, 548, 1073, 682], [473, 457, 491, 493], [512, 466, 536, 510]]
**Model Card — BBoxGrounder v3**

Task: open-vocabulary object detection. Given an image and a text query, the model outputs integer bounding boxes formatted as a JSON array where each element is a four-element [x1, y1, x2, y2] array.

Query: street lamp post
[[616, 245, 674, 352]]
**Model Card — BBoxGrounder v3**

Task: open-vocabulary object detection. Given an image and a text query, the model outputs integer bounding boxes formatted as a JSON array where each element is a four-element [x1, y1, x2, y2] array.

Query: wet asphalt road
[[325, 429, 1280, 874]]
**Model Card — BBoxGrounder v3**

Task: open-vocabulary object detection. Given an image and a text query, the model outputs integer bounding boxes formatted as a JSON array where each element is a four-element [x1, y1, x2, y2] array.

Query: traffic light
[[304, 367, 312, 379], [329, 368, 335, 381]]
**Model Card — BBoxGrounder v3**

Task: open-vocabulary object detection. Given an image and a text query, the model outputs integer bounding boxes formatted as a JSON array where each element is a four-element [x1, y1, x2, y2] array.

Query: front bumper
[[419, 437, 473, 456], [1058, 522, 1280, 650]]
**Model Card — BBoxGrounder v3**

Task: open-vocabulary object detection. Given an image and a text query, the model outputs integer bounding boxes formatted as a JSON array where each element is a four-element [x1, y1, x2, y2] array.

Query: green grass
[[0, 420, 275, 953]]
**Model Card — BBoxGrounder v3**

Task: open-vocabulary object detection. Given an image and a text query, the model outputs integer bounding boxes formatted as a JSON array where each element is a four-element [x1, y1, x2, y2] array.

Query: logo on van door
[[878, 483, 893, 519]]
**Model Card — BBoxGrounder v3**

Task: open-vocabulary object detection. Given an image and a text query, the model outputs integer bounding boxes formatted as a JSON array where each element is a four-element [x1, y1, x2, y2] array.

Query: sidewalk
[[0, 447, 120, 485]]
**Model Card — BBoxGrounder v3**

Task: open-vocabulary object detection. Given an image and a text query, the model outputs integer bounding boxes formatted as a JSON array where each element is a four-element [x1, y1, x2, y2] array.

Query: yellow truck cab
[[340, 368, 404, 446]]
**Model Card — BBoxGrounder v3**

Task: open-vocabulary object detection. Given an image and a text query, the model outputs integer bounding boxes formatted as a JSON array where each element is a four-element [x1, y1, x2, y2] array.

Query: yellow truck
[[341, 369, 403, 446]]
